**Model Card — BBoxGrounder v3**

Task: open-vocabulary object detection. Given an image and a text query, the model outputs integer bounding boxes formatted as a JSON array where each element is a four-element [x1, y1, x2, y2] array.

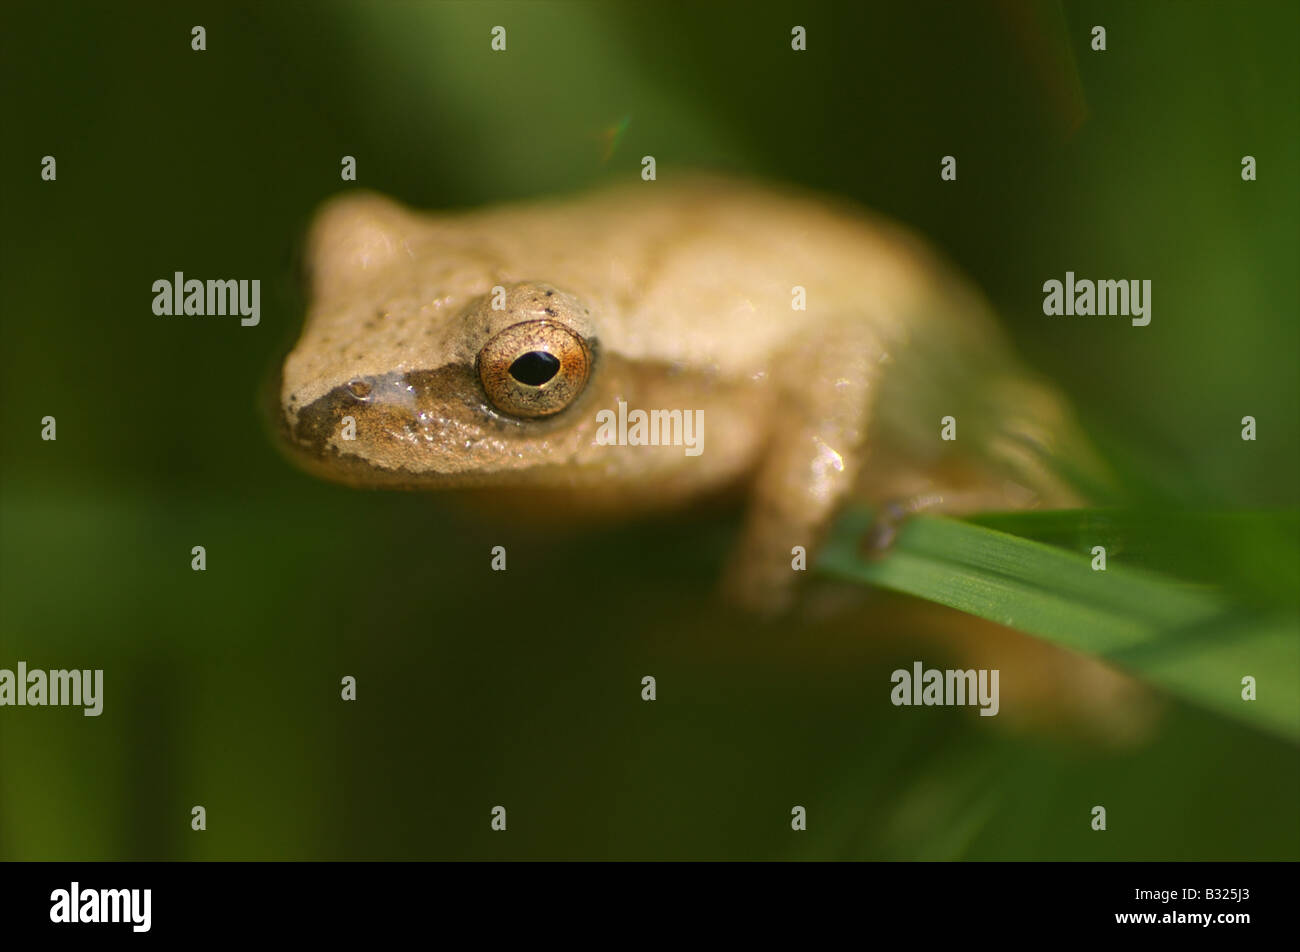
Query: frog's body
[[281, 177, 1103, 611]]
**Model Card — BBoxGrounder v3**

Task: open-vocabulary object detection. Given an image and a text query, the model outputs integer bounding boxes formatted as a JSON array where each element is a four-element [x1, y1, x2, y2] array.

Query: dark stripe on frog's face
[[284, 363, 600, 486]]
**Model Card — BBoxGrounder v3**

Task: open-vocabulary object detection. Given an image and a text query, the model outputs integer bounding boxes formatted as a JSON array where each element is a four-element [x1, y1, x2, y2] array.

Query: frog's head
[[279, 193, 616, 490]]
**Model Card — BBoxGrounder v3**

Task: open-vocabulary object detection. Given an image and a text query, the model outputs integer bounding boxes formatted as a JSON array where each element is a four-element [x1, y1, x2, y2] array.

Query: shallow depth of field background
[[1, 1, 1297, 859]]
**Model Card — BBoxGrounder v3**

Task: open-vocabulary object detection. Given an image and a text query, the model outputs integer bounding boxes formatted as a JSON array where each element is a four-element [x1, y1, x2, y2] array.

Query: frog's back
[[425, 176, 965, 375], [574, 176, 1103, 505]]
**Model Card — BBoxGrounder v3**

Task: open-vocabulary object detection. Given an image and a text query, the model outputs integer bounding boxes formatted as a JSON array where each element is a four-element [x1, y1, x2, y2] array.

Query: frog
[[279, 175, 1108, 615]]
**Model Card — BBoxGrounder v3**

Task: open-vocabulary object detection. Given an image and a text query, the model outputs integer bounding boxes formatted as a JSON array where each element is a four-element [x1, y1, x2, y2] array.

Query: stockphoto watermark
[[1042, 272, 1151, 326], [0, 661, 103, 715], [152, 272, 260, 326], [891, 661, 1000, 716], [50, 883, 151, 933], [594, 400, 703, 456]]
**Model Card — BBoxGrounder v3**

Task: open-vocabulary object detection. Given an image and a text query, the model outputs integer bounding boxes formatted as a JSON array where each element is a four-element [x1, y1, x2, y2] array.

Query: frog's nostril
[[508, 351, 560, 386]]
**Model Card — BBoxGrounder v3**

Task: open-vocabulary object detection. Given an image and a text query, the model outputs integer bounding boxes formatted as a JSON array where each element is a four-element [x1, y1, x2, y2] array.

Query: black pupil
[[509, 351, 560, 386]]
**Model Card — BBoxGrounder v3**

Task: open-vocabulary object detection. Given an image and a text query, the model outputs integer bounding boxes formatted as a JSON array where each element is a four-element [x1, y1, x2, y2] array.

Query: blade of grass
[[967, 508, 1300, 608], [818, 508, 1300, 743]]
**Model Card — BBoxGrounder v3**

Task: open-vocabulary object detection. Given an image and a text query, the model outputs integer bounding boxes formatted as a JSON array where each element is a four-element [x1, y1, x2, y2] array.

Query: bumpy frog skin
[[280, 176, 1098, 612]]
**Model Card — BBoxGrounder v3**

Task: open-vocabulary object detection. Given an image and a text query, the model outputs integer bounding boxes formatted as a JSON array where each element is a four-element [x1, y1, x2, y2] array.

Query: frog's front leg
[[720, 324, 884, 615]]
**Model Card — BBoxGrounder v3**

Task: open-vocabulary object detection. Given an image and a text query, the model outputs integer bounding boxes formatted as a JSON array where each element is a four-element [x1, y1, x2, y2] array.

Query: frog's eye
[[477, 320, 591, 418]]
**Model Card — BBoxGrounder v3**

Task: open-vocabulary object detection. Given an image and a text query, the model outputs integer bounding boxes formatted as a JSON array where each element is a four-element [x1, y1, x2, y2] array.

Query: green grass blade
[[818, 508, 1300, 743]]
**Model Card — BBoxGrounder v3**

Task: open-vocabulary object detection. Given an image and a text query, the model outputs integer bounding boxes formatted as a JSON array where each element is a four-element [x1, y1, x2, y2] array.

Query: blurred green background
[[1, 0, 1296, 859]]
